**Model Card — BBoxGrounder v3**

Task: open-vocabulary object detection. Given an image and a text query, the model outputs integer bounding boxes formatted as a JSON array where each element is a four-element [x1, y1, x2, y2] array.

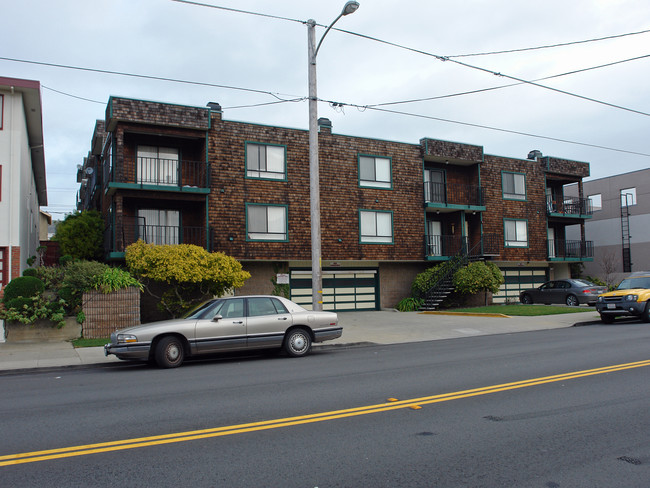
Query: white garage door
[[290, 269, 379, 311]]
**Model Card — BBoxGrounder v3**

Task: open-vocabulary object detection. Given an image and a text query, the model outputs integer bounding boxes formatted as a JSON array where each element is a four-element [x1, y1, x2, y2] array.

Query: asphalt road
[[1, 322, 649, 487]]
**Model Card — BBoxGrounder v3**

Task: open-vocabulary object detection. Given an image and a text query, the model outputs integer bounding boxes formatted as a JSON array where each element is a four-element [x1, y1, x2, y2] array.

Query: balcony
[[547, 239, 594, 261], [546, 196, 593, 218], [424, 182, 485, 211], [104, 157, 209, 194], [426, 233, 500, 260], [105, 217, 209, 257]]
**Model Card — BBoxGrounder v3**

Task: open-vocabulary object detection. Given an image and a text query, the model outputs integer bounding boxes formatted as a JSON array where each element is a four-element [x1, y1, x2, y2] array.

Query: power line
[[0, 56, 298, 100], [367, 54, 650, 108], [446, 27, 650, 57], [42, 85, 105, 104]]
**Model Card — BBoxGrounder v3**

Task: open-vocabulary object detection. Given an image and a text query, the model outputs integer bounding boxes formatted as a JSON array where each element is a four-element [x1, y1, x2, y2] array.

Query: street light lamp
[[307, 1, 359, 311]]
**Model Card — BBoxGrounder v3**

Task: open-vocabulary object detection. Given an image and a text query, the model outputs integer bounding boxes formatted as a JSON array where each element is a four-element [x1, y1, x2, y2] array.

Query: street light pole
[[307, 2, 359, 311]]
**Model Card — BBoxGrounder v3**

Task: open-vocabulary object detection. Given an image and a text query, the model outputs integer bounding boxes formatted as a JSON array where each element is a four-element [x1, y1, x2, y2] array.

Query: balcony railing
[[105, 217, 208, 254], [547, 239, 594, 260], [424, 182, 484, 207], [426, 233, 501, 258], [546, 196, 593, 216], [104, 158, 209, 189]]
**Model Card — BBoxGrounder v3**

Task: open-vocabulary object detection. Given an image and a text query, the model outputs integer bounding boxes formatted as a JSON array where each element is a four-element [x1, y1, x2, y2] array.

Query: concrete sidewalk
[[0, 309, 601, 372]]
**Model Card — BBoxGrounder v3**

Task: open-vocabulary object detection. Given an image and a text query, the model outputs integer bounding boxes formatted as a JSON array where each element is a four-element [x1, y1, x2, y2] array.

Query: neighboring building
[[77, 96, 593, 309], [0, 77, 47, 289], [566, 168, 650, 284]]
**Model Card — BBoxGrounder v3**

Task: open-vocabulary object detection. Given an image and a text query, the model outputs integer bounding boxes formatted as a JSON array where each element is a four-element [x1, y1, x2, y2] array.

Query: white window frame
[[359, 155, 392, 189], [360, 210, 393, 244], [247, 204, 288, 241], [502, 172, 526, 200], [137, 145, 179, 186], [588, 193, 602, 211], [246, 143, 286, 180], [504, 219, 528, 247], [620, 188, 637, 207]]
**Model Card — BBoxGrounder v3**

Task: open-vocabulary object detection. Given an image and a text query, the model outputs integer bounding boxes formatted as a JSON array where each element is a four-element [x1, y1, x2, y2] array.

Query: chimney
[[318, 117, 332, 134]]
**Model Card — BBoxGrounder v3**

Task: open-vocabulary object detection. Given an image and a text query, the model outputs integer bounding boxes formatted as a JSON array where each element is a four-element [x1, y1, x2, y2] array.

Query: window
[[247, 204, 287, 241], [0, 247, 7, 287], [620, 188, 637, 207], [588, 193, 602, 211], [0, 94, 3, 130], [246, 143, 286, 180], [360, 210, 393, 244], [502, 172, 526, 200], [137, 209, 180, 245], [137, 146, 179, 186], [359, 155, 391, 188], [504, 219, 528, 247], [247, 297, 288, 317]]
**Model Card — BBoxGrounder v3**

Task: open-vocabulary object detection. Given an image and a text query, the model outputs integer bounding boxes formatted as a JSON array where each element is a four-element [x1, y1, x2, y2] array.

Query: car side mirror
[[212, 314, 223, 322]]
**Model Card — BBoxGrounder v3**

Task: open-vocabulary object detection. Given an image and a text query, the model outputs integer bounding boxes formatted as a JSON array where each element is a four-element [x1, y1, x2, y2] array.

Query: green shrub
[[453, 261, 504, 295], [585, 275, 606, 286], [2, 276, 45, 303], [35, 266, 65, 289], [92, 267, 142, 294], [22, 268, 38, 277], [5, 297, 34, 311], [411, 264, 448, 297], [62, 260, 110, 292], [59, 255, 73, 267], [396, 296, 423, 312]]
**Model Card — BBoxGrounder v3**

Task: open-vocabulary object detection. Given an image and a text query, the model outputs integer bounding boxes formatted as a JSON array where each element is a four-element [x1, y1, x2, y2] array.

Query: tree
[[54, 211, 104, 261], [125, 241, 251, 317], [599, 250, 619, 289]]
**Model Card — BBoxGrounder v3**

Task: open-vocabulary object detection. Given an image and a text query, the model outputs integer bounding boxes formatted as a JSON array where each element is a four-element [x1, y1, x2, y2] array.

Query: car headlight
[[597, 296, 604, 302], [117, 334, 138, 343], [625, 294, 638, 302]]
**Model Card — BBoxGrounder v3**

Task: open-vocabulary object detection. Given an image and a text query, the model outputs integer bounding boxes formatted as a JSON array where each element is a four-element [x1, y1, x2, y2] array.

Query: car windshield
[[184, 299, 224, 319], [616, 277, 650, 290]]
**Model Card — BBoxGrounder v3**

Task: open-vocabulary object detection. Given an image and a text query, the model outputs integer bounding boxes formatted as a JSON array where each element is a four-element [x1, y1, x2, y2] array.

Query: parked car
[[104, 295, 342, 368], [595, 271, 650, 323], [519, 279, 607, 306]]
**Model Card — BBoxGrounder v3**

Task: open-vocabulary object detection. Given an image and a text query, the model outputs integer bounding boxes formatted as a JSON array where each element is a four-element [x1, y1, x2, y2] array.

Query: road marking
[[2, 359, 649, 467]]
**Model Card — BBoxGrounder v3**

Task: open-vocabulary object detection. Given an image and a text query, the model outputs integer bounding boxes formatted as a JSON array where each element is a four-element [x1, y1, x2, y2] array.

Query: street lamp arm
[[314, 1, 359, 58]]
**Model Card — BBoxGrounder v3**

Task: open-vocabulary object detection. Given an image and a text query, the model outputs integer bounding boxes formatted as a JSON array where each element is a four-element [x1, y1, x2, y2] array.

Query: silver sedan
[[519, 279, 607, 306], [104, 295, 342, 368]]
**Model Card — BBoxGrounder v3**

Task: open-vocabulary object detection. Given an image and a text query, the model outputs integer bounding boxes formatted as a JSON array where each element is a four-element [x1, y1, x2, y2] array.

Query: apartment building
[[77, 96, 593, 309], [0, 77, 47, 289], [566, 168, 650, 283]]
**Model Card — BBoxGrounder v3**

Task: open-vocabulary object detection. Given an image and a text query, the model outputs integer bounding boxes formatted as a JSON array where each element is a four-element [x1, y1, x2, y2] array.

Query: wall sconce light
[[445, 160, 449, 165], [228, 236, 234, 241], [451, 223, 455, 233]]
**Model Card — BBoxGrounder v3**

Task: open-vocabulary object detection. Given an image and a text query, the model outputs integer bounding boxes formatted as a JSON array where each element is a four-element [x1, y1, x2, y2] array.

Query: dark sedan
[[519, 279, 607, 306]]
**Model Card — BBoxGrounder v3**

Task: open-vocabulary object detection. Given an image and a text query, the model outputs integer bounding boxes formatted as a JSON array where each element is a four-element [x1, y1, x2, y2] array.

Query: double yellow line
[[2, 359, 649, 467]]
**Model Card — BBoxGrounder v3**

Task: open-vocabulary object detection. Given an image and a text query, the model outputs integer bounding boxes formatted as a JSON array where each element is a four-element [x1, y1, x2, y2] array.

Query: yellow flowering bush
[[125, 241, 250, 317], [453, 261, 504, 295]]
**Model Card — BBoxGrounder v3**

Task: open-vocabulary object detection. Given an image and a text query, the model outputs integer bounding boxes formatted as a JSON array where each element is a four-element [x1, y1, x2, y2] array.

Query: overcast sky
[[4, 0, 650, 218]]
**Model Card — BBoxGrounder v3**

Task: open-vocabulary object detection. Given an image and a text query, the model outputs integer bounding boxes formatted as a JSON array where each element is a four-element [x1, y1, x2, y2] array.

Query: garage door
[[492, 267, 547, 304], [290, 268, 379, 311]]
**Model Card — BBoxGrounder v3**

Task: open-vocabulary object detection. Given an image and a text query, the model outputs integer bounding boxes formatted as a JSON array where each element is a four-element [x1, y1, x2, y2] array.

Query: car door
[[194, 298, 248, 354], [536, 281, 557, 303], [245, 297, 293, 350]]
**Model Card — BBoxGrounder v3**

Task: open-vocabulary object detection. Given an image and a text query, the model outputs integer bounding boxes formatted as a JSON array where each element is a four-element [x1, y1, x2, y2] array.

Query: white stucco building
[[0, 76, 47, 289]]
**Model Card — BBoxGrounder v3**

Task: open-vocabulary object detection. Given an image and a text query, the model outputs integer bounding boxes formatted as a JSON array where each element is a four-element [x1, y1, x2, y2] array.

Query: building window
[[0, 94, 3, 130], [588, 193, 602, 211], [359, 155, 392, 189], [504, 219, 528, 247], [137, 146, 179, 186], [246, 143, 286, 180], [502, 172, 526, 200], [246, 204, 287, 241], [137, 209, 180, 245], [620, 188, 637, 207], [360, 210, 393, 244]]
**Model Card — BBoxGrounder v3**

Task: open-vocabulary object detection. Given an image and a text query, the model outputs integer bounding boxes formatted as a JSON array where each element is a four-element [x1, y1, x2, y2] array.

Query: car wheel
[[600, 313, 615, 324], [284, 328, 312, 357], [642, 302, 650, 323], [566, 294, 579, 307], [520, 294, 533, 305], [155, 336, 185, 368]]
